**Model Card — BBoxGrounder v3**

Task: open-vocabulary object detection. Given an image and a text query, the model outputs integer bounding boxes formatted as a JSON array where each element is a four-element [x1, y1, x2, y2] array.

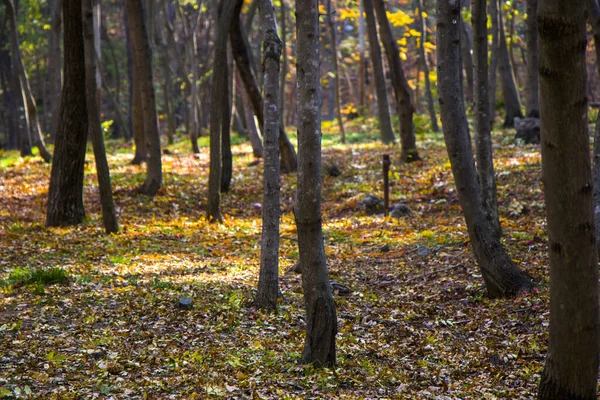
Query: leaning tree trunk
[[126, 0, 162, 196], [416, 0, 439, 132], [48, 0, 63, 142], [254, 0, 282, 312], [363, 0, 395, 144], [436, 0, 533, 298], [373, 0, 419, 162], [230, 0, 297, 173], [326, 0, 346, 144], [497, 0, 522, 128], [83, 0, 119, 234], [207, 0, 235, 223], [524, 0, 539, 117], [488, 0, 499, 126], [537, 1, 599, 398], [4, 0, 52, 163], [46, 0, 88, 227], [296, 0, 337, 367], [472, 0, 500, 237]]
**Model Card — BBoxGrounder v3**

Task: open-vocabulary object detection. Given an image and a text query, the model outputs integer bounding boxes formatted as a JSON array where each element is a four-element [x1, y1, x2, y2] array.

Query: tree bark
[[473, 0, 500, 237], [363, 0, 395, 144], [126, 0, 163, 196], [221, 47, 233, 193], [497, 0, 523, 127], [415, 0, 439, 132], [254, 0, 281, 312], [373, 0, 419, 162], [46, 0, 88, 227], [83, 0, 118, 234], [488, 0, 499, 126], [326, 0, 346, 144], [48, 0, 63, 142], [358, 0, 366, 112], [537, 2, 600, 397], [230, 0, 297, 173], [4, 0, 52, 163], [296, 0, 337, 367], [279, 0, 287, 125], [588, 0, 600, 254], [460, 20, 475, 103], [525, 0, 539, 117], [207, 0, 235, 223], [437, 0, 533, 298]]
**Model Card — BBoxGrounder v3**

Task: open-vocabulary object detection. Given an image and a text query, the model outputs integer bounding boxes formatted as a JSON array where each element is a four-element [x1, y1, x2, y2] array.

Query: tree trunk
[[230, 0, 297, 173], [537, 2, 599, 398], [158, 7, 175, 144], [279, 0, 287, 126], [296, 0, 337, 368], [525, 0, 539, 117], [436, 0, 533, 298], [460, 20, 475, 103], [4, 0, 52, 163], [488, 0, 499, 126], [373, 0, 419, 162], [48, 0, 63, 142], [126, 0, 163, 196], [254, 0, 282, 312], [221, 47, 233, 193], [358, 0, 366, 112], [190, 13, 201, 153], [497, 0, 522, 128], [363, 0, 395, 144], [472, 0, 500, 237], [207, 0, 235, 223], [11, 54, 30, 156], [326, 0, 346, 144], [416, 0, 439, 132], [241, 72, 263, 158], [46, 0, 88, 227], [83, 0, 118, 234], [588, 0, 600, 253]]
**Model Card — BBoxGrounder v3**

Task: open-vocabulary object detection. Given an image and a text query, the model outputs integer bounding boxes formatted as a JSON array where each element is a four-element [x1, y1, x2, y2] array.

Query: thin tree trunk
[[488, 0, 499, 126], [497, 0, 522, 127], [48, 0, 63, 142], [126, 0, 163, 196], [279, 0, 287, 125], [363, 0, 395, 144], [83, 0, 118, 234], [373, 0, 419, 162], [207, 0, 235, 222], [358, 0, 366, 112], [326, 0, 346, 144], [221, 46, 233, 193], [46, 0, 88, 227], [254, 0, 281, 312], [436, 0, 533, 298], [416, 0, 439, 132], [525, 0, 539, 117], [460, 20, 475, 103], [537, 1, 599, 397], [473, 0, 500, 237], [4, 0, 52, 162], [296, 0, 337, 367]]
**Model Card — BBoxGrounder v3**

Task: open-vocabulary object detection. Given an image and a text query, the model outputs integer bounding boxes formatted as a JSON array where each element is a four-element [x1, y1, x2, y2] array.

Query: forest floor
[[0, 120, 553, 399]]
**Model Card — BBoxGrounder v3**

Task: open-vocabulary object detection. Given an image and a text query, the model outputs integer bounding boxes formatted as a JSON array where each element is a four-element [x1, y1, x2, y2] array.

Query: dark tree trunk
[[279, 0, 287, 126], [472, 0, 500, 237], [525, 0, 539, 117], [497, 0, 523, 127], [221, 49, 233, 193], [537, 1, 600, 397], [83, 0, 118, 234], [46, 0, 88, 227], [460, 20, 475, 103], [589, 0, 600, 253], [230, 0, 297, 173], [415, 0, 439, 132], [363, 0, 395, 144], [326, 0, 346, 144], [254, 0, 282, 312], [436, 0, 533, 298], [207, 0, 235, 222], [373, 0, 420, 161], [126, 0, 163, 196], [488, 0, 499, 125], [48, 0, 63, 142], [296, 0, 337, 368]]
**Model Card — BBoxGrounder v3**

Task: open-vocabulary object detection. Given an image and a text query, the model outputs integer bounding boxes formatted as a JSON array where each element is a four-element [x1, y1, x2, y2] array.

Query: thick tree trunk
[[460, 20, 475, 103], [373, 0, 419, 162], [46, 0, 88, 227], [363, 0, 395, 144], [126, 0, 163, 196], [497, 0, 523, 128], [525, 0, 539, 117], [83, 0, 118, 234], [436, 0, 533, 298], [416, 0, 439, 132], [537, 2, 600, 398], [326, 0, 346, 144], [48, 0, 63, 142], [296, 0, 337, 368], [472, 0, 500, 237], [254, 0, 282, 312], [4, 0, 52, 163], [207, 0, 235, 223], [230, 0, 297, 173], [488, 0, 499, 126]]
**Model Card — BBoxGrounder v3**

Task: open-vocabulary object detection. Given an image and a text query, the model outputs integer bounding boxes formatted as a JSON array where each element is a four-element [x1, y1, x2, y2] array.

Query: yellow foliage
[[400, 52, 407, 61], [340, 8, 359, 20], [397, 37, 407, 46], [387, 10, 414, 27]]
